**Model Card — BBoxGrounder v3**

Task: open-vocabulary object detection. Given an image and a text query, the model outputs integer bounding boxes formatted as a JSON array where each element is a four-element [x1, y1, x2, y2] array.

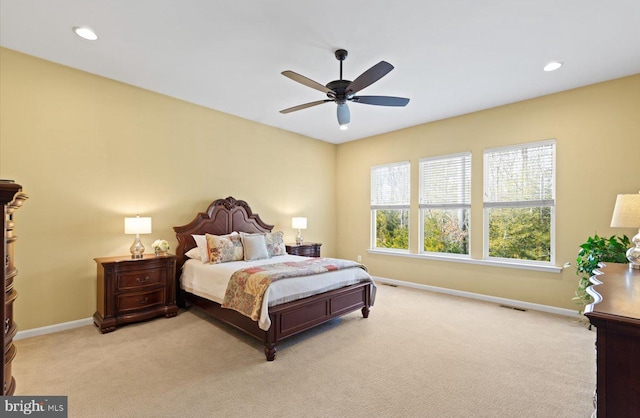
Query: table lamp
[[610, 192, 640, 269], [292, 217, 307, 245], [124, 215, 152, 259]]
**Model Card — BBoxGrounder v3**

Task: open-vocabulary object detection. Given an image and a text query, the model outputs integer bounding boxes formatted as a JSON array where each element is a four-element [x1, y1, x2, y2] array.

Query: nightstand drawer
[[293, 246, 316, 257], [117, 268, 164, 291], [286, 243, 322, 257], [117, 289, 166, 313]]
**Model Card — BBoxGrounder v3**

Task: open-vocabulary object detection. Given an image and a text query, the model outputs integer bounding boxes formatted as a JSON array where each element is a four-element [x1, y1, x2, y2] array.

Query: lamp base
[[130, 235, 145, 259], [627, 229, 640, 270], [296, 230, 304, 245]]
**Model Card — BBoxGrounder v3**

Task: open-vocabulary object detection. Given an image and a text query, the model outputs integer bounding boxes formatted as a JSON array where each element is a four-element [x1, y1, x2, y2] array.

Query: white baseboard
[[14, 317, 94, 340], [373, 276, 581, 317]]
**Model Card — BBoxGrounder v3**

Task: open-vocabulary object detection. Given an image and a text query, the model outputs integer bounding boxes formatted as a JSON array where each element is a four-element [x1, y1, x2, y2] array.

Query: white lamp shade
[[610, 194, 640, 228], [124, 216, 152, 234], [291, 217, 307, 230]]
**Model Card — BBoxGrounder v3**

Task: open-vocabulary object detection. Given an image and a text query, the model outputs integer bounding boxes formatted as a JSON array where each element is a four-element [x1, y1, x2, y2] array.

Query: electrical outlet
[[357, 255, 362, 262]]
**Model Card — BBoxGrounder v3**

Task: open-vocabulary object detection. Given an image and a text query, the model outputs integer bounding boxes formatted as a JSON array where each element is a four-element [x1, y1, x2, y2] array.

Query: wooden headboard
[[173, 196, 274, 272]]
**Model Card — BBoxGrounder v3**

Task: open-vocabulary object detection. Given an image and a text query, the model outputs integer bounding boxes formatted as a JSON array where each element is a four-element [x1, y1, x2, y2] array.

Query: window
[[419, 153, 471, 255], [483, 140, 555, 263], [371, 161, 410, 251]]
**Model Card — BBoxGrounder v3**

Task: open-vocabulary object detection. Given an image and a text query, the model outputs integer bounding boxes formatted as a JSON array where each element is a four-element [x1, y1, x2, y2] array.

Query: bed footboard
[[264, 281, 373, 360], [182, 281, 373, 361]]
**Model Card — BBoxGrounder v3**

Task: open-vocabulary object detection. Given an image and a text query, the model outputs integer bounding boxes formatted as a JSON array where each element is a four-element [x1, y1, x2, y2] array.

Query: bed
[[173, 196, 375, 361]]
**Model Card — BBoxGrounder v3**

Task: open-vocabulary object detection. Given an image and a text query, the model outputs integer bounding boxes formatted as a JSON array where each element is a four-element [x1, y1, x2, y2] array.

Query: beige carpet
[[13, 284, 596, 418]]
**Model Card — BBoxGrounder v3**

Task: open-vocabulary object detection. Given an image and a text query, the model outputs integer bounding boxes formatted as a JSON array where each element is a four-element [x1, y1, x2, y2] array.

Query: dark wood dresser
[[94, 254, 178, 333], [585, 263, 640, 417], [285, 242, 322, 257], [1, 181, 27, 395]]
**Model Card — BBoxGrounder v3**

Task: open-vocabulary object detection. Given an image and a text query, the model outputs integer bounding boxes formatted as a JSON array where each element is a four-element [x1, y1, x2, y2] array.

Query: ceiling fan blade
[[280, 100, 332, 114], [346, 61, 394, 95], [281, 71, 334, 95], [352, 96, 410, 107], [337, 103, 350, 125]]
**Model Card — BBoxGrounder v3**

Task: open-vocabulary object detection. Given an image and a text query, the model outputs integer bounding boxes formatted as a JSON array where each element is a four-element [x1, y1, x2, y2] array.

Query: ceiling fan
[[280, 49, 410, 129]]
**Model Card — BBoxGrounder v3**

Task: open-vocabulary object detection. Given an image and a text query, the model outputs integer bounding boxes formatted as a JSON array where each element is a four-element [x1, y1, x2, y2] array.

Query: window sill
[[367, 249, 563, 273]]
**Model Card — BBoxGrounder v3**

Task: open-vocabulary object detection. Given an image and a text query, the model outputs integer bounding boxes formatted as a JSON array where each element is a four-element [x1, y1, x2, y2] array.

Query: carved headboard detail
[[173, 196, 274, 274]]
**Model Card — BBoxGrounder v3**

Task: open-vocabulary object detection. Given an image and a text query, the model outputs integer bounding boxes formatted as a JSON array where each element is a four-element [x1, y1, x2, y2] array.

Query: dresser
[[94, 254, 178, 333], [584, 263, 640, 418], [285, 242, 322, 257], [1, 181, 27, 396]]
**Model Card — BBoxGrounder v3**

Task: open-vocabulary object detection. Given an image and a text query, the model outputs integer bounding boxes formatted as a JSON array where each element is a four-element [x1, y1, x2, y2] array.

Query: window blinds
[[371, 162, 410, 209], [484, 140, 555, 208], [419, 153, 471, 208]]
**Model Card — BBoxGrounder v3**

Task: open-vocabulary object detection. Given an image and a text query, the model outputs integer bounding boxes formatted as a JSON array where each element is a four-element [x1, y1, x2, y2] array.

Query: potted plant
[[573, 234, 630, 312]]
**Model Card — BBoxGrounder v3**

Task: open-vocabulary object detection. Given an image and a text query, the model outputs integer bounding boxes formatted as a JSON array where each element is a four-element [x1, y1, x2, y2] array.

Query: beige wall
[[0, 48, 337, 330], [336, 74, 640, 310], [2, 47, 639, 331]]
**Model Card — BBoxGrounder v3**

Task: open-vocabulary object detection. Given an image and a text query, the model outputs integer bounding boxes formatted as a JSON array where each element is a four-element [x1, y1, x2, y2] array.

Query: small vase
[[155, 249, 168, 257]]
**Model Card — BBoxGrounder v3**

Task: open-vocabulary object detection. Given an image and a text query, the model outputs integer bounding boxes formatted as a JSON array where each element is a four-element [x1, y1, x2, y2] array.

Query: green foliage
[[380, 206, 550, 258], [488, 207, 551, 261], [375, 209, 409, 250], [573, 234, 630, 310], [423, 209, 469, 254]]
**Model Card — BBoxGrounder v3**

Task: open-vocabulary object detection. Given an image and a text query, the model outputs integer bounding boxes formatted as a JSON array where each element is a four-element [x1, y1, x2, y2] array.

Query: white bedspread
[[180, 255, 374, 330]]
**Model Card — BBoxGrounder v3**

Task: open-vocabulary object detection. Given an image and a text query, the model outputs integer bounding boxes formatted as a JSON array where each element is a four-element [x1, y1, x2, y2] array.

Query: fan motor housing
[[326, 79, 352, 100]]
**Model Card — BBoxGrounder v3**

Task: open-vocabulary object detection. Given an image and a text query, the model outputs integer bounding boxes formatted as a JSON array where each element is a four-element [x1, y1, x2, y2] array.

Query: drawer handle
[[136, 276, 150, 283], [137, 297, 149, 304]]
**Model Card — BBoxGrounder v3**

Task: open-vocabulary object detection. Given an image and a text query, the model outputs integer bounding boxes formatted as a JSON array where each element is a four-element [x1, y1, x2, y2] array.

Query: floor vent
[[499, 304, 527, 312]]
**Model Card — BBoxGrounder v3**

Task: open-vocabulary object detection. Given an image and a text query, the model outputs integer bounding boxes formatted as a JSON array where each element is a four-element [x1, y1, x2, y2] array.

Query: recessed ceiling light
[[543, 61, 563, 72], [73, 26, 98, 41]]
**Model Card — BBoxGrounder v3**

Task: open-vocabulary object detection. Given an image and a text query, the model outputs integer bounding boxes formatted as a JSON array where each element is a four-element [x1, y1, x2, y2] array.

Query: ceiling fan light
[[73, 26, 98, 41], [543, 61, 563, 72], [339, 124, 349, 130], [337, 103, 350, 126]]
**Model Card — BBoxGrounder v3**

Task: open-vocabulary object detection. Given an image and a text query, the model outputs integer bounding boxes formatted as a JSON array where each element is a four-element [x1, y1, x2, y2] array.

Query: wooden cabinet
[[93, 254, 178, 333], [285, 242, 322, 257], [1, 181, 27, 395], [585, 263, 640, 418]]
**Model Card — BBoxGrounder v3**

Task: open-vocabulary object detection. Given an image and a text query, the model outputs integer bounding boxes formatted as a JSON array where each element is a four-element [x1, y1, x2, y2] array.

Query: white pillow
[[192, 234, 209, 263], [185, 247, 201, 259], [240, 233, 269, 261]]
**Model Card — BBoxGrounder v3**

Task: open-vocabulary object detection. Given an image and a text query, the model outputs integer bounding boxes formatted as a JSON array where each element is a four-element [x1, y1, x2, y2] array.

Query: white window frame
[[483, 139, 556, 265], [370, 161, 410, 252], [419, 152, 471, 257]]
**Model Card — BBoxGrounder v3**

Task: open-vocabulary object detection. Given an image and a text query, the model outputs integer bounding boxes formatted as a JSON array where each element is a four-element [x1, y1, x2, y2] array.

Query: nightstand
[[93, 254, 178, 333], [285, 242, 322, 257]]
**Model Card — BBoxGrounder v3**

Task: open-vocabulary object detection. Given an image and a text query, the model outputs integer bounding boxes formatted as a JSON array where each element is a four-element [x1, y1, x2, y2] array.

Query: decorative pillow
[[265, 231, 286, 257], [185, 247, 201, 259], [240, 233, 269, 261], [191, 234, 209, 263], [205, 233, 244, 264]]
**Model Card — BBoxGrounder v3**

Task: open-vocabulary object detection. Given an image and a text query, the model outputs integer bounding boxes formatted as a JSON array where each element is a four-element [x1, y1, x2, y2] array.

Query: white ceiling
[[2, 1, 639, 144]]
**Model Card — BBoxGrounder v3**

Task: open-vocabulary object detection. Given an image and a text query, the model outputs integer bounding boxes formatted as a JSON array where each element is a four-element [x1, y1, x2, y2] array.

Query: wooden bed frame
[[173, 196, 373, 361]]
